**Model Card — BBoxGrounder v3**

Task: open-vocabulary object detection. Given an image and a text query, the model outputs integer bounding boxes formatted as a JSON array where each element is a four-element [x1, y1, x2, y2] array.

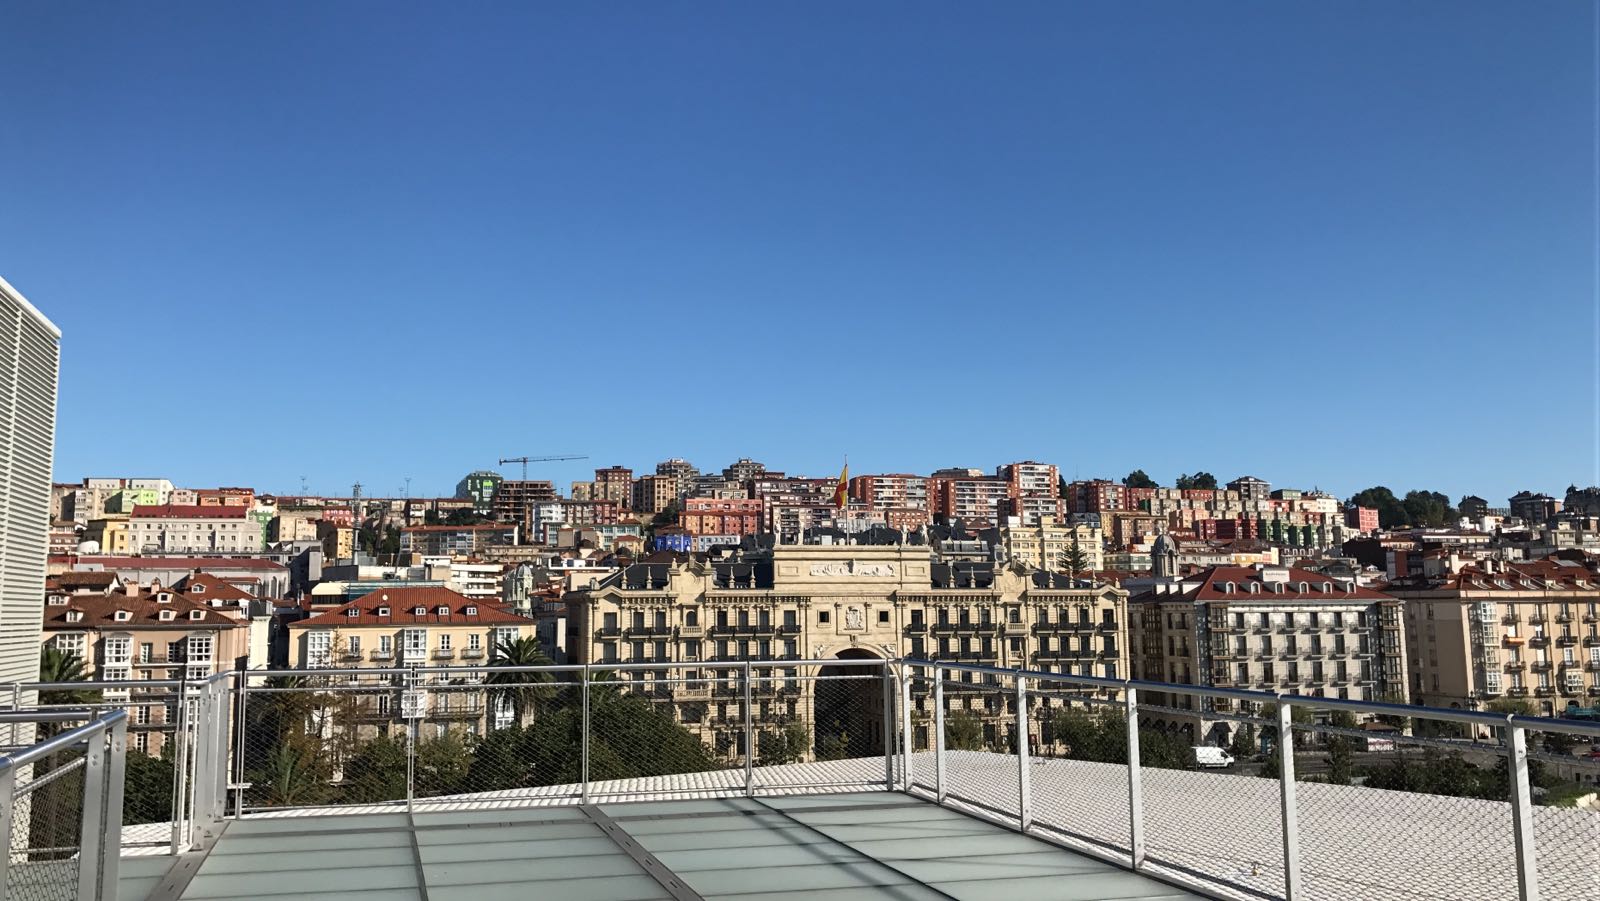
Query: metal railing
[[232, 657, 897, 814], [901, 659, 1600, 901], [0, 710, 127, 901], [6, 659, 1597, 901]]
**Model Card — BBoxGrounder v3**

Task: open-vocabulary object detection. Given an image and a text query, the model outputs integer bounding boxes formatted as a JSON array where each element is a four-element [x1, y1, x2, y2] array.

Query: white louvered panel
[[0, 281, 59, 689]]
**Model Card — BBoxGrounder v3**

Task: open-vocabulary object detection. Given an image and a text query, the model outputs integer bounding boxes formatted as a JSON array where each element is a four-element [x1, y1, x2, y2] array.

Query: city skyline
[[4, 3, 1594, 504]]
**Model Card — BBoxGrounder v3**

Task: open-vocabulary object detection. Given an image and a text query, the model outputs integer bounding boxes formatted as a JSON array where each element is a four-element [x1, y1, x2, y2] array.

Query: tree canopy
[[1175, 472, 1218, 490], [1347, 487, 1458, 528], [1123, 470, 1158, 489]]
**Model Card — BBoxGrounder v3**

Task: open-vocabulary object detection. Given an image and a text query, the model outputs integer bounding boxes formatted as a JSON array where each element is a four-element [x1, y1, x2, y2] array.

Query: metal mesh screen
[[5, 743, 87, 901], [1027, 678, 1133, 863], [939, 672, 1021, 824]]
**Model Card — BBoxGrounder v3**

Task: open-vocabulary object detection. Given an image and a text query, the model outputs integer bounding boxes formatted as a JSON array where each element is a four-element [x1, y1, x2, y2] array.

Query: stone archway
[[814, 648, 887, 760]]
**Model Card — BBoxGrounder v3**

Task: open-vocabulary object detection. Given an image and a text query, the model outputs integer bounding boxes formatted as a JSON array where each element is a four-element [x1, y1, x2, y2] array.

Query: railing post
[[213, 680, 231, 825], [882, 664, 895, 789], [1506, 722, 1541, 901], [233, 674, 248, 818], [0, 766, 16, 901], [77, 724, 108, 901], [101, 716, 128, 901], [933, 668, 946, 803], [1015, 674, 1031, 830], [743, 661, 755, 797], [188, 683, 213, 846], [580, 664, 591, 804], [899, 663, 914, 792], [1277, 700, 1300, 901], [1125, 685, 1145, 870], [169, 680, 190, 856]]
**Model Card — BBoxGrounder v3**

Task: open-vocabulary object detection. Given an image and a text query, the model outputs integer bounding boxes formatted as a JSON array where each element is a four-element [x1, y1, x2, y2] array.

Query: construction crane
[[498, 454, 588, 480]]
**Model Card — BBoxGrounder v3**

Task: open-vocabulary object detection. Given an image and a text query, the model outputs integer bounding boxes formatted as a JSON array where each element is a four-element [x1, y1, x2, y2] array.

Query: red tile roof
[[1139, 565, 1393, 603], [131, 504, 249, 519], [76, 556, 287, 571], [289, 586, 536, 628], [171, 572, 256, 602], [42, 590, 242, 630]]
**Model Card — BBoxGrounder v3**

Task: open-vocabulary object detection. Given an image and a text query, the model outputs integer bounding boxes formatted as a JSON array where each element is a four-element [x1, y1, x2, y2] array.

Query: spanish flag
[[832, 461, 849, 509]]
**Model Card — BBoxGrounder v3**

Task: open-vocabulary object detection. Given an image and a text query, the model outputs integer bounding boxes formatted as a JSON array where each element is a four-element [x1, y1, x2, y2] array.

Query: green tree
[[515, 690, 718, 786], [123, 748, 176, 825], [1401, 491, 1457, 528], [1175, 472, 1218, 490], [415, 729, 473, 798], [1347, 487, 1406, 528], [1123, 470, 1158, 489], [444, 508, 491, 526], [337, 733, 408, 803], [1057, 533, 1090, 579], [38, 646, 99, 712], [758, 722, 809, 766], [944, 712, 985, 751], [1324, 711, 1358, 785], [254, 736, 332, 807], [1230, 723, 1257, 760], [1486, 697, 1537, 717], [485, 636, 557, 724]]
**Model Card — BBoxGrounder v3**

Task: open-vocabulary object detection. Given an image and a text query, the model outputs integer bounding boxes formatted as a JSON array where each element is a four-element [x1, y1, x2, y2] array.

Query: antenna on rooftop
[[299, 475, 309, 495]]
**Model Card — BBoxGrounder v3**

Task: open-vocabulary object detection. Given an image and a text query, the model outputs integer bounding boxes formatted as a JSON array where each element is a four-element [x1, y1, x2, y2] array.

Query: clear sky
[[3, 2, 1595, 505]]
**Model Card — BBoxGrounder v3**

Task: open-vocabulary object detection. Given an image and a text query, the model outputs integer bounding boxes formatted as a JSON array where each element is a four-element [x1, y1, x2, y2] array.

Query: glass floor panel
[[121, 792, 1205, 901]]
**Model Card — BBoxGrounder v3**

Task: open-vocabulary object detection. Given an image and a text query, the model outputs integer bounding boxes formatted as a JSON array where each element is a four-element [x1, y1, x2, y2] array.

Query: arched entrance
[[814, 649, 887, 760]]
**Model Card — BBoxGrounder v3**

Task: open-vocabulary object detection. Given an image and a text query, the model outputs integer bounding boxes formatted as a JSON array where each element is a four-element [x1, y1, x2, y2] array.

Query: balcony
[[1503, 660, 1525, 671], [369, 649, 394, 662], [1502, 613, 1521, 625], [460, 648, 486, 660], [679, 623, 705, 638], [1507, 686, 1529, 697], [432, 649, 456, 661]]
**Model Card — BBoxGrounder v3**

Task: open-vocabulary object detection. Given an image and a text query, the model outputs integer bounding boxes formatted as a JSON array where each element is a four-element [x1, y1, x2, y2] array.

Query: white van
[[1193, 746, 1235, 768]]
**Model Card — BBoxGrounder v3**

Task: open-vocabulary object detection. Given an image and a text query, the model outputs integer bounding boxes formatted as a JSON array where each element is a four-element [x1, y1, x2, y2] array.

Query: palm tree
[[38, 645, 99, 707], [486, 637, 556, 725]]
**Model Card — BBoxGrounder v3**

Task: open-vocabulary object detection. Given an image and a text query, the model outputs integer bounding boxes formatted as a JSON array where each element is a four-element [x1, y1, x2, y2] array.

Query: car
[[1193, 746, 1235, 768]]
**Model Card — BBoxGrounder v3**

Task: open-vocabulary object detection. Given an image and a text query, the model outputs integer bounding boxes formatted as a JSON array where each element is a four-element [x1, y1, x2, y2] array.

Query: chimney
[[125, 579, 139, 598]]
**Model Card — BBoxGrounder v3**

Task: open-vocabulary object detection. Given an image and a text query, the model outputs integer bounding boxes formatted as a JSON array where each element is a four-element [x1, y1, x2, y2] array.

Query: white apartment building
[[129, 504, 266, 554]]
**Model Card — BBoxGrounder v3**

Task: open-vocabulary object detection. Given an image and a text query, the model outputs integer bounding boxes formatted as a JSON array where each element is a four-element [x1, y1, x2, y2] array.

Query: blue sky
[[2, 2, 1594, 505]]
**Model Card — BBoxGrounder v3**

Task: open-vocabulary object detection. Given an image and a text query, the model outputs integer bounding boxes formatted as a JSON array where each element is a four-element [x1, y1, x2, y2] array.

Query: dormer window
[[413, 606, 426, 616], [189, 610, 204, 620], [114, 610, 132, 622], [1248, 582, 1261, 594], [1296, 582, 1309, 594], [345, 608, 359, 618], [47, 594, 68, 606], [436, 605, 450, 616], [155, 592, 171, 603], [465, 606, 478, 616], [376, 606, 390, 616], [191, 585, 205, 594], [65, 610, 84, 623], [1222, 581, 1236, 594], [1321, 582, 1334, 593], [158, 610, 174, 621]]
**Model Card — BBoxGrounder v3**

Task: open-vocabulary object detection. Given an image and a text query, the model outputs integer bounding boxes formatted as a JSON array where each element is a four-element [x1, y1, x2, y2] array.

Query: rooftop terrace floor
[[122, 792, 1204, 901]]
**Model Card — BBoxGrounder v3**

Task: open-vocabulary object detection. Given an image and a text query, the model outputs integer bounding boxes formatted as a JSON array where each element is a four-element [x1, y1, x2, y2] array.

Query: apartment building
[[593, 466, 633, 508], [128, 504, 264, 554], [722, 459, 768, 483], [41, 581, 250, 754], [286, 587, 538, 735], [1385, 558, 1600, 715], [928, 470, 1009, 525], [848, 474, 929, 511], [491, 480, 558, 529], [632, 475, 679, 514], [998, 517, 1105, 572], [454, 471, 503, 514], [1130, 563, 1409, 746], [560, 499, 623, 527], [1066, 480, 1130, 514], [400, 524, 520, 558], [679, 498, 763, 537], [566, 542, 1129, 759]]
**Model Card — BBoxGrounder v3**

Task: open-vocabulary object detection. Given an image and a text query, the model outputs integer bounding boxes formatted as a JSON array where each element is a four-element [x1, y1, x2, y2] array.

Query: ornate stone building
[[566, 541, 1129, 760]]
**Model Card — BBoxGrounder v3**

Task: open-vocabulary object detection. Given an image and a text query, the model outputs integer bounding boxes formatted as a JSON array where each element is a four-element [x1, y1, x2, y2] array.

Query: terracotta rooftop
[[172, 572, 257, 602], [289, 586, 536, 628], [131, 504, 249, 519], [76, 556, 288, 572], [42, 589, 242, 630]]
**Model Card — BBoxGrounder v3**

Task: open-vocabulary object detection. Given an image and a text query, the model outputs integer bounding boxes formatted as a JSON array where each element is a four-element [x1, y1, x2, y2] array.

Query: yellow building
[[287, 586, 539, 735], [998, 517, 1104, 572], [84, 516, 130, 554]]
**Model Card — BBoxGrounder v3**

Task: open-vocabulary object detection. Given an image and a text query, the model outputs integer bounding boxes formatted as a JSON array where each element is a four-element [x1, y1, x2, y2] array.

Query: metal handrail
[[0, 709, 127, 771]]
